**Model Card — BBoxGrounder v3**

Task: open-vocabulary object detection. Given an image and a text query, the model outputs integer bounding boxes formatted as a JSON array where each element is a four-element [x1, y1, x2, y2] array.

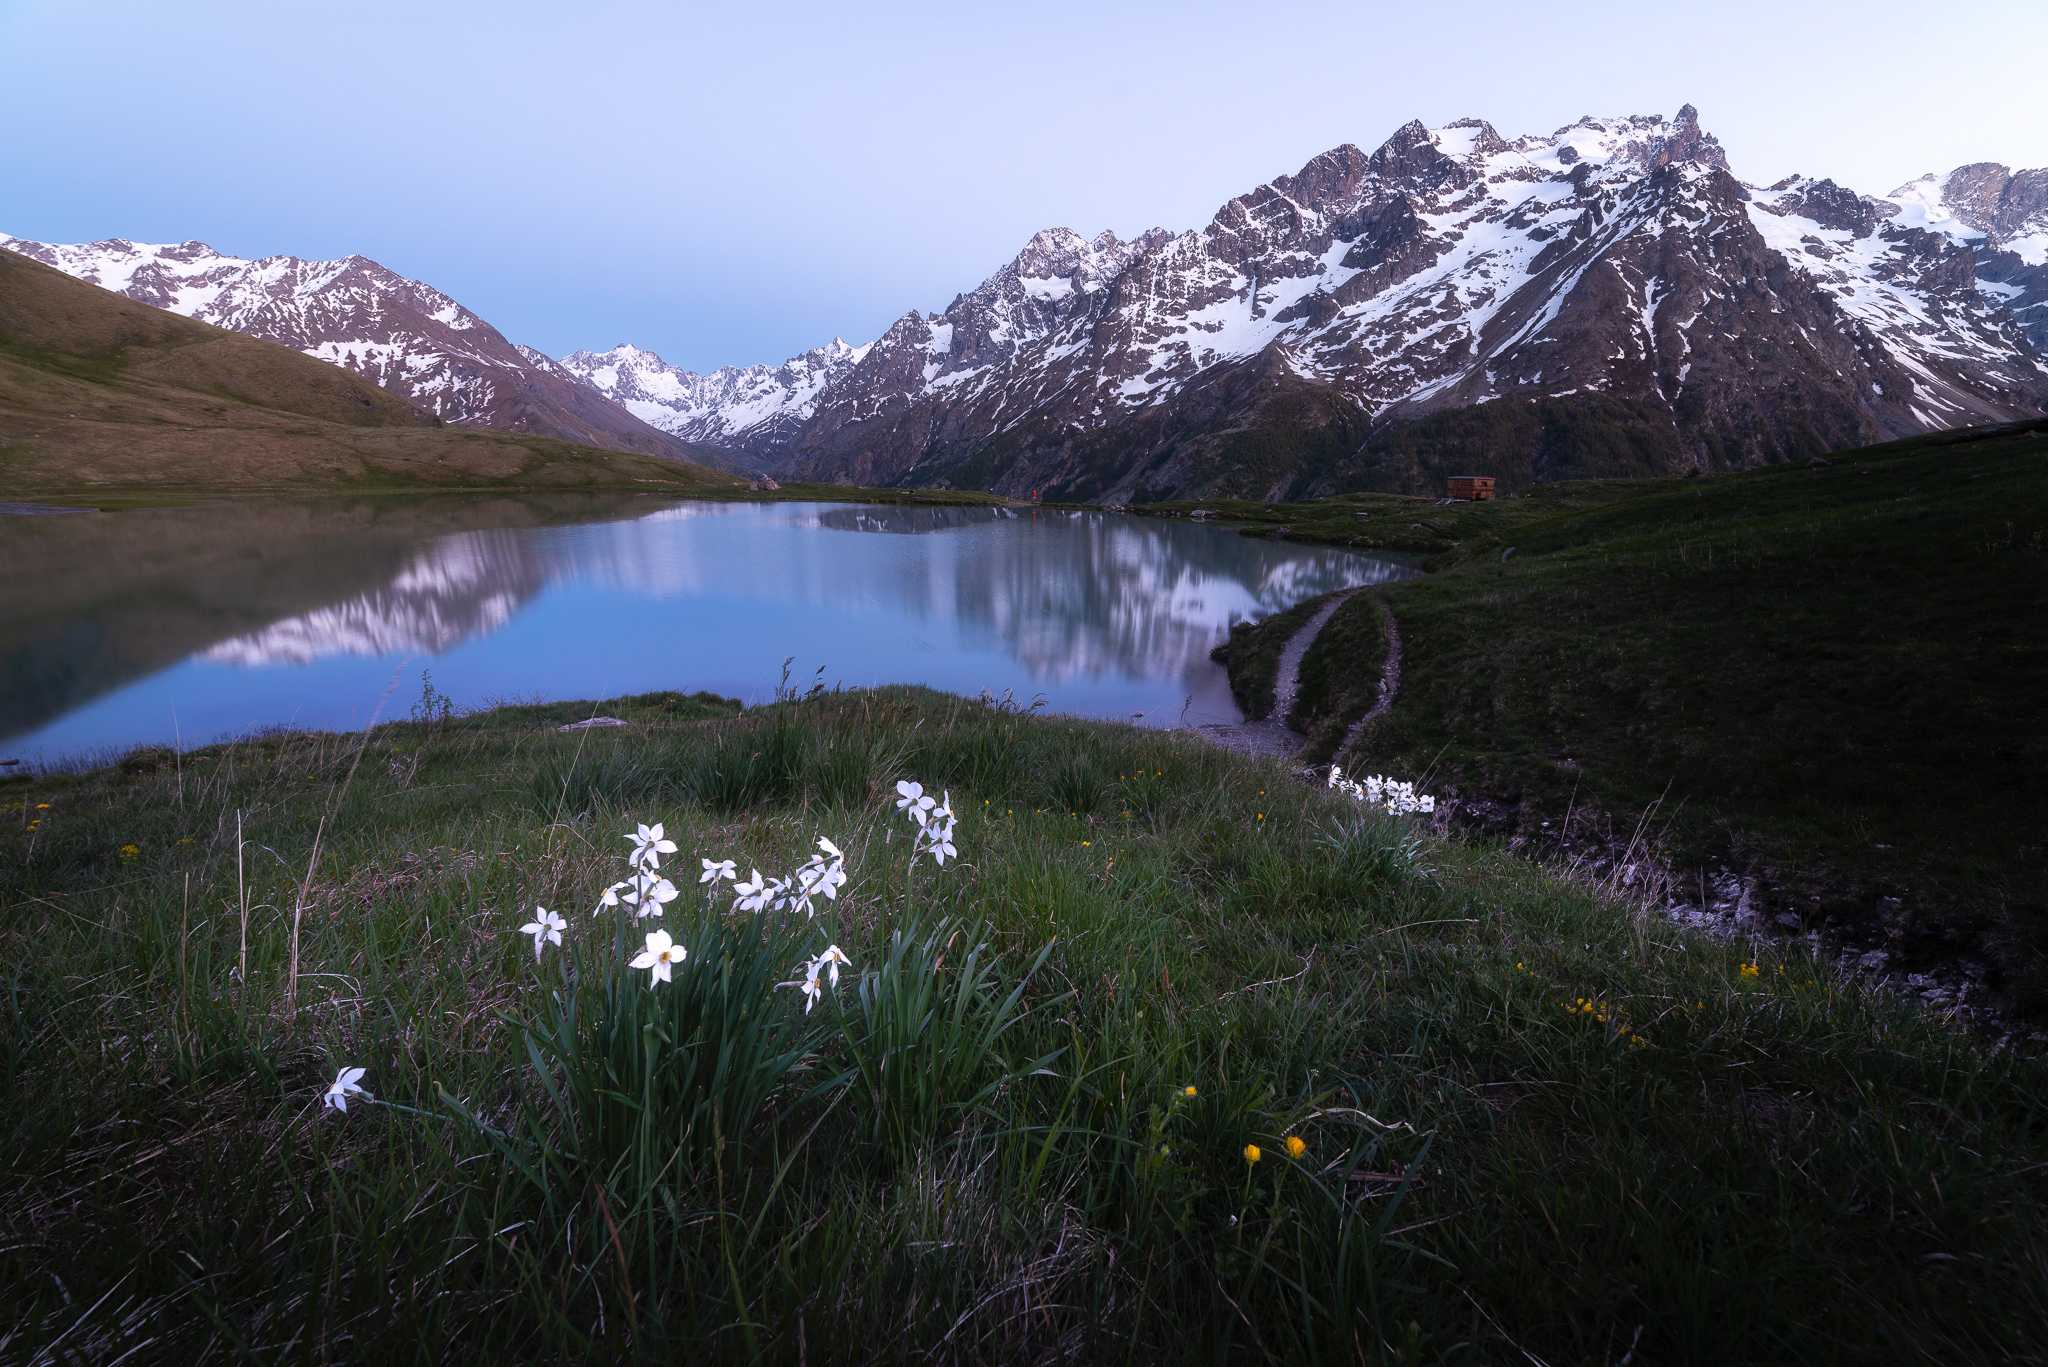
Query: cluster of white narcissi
[[714, 837, 849, 918], [596, 823, 681, 920], [371, 782, 969, 1117], [1327, 766, 1436, 815], [895, 780, 958, 866]]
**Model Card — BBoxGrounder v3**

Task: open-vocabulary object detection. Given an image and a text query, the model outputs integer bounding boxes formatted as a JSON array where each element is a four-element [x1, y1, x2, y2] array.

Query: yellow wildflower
[[1285, 1136, 1306, 1160], [118, 845, 139, 861], [1243, 1144, 1262, 1164], [1183, 1086, 1197, 1097]]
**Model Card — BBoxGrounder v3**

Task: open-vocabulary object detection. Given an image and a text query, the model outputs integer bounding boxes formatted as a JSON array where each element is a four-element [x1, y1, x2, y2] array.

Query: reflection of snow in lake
[[6, 499, 1420, 758], [203, 505, 1414, 693], [202, 532, 539, 665]]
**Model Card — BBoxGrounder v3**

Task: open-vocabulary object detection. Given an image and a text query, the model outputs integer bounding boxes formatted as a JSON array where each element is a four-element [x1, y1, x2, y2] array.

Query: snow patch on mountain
[[1877, 164, 2048, 348], [0, 234, 702, 459], [667, 104, 2042, 496], [554, 338, 869, 460]]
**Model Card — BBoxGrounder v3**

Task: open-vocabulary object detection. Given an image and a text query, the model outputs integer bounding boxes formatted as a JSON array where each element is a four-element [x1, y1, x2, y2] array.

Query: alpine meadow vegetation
[[2, 686, 2045, 1363]]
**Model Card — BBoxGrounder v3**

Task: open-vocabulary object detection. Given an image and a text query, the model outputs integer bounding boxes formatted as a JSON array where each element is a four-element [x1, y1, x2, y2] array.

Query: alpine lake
[[1, 494, 1419, 764]]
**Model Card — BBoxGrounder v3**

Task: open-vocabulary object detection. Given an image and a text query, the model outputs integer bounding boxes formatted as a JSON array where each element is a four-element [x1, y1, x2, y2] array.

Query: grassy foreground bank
[[3, 688, 2045, 1363], [1201, 422, 2048, 1016]]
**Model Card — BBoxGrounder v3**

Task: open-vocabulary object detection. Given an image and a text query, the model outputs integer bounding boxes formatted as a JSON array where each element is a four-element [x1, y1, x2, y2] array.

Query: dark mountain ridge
[[578, 108, 2048, 501]]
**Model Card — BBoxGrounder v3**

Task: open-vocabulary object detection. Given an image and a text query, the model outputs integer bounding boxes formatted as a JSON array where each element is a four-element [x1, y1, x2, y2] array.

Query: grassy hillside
[[2, 688, 2044, 1362], [1191, 420, 2048, 1011], [0, 249, 738, 494], [1341, 393, 1701, 497]]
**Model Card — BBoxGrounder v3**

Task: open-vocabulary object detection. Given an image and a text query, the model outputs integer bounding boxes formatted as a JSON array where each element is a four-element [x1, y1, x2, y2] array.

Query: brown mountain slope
[[0, 251, 737, 493], [0, 235, 714, 463]]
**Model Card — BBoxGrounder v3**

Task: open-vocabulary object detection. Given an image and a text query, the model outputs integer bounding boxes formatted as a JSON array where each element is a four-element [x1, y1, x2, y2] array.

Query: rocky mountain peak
[[1652, 103, 1724, 170], [563, 107, 2046, 501], [1541, 107, 1730, 176], [1003, 226, 1163, 291], [1934, 163, 2048, 244], [1367, 119, 1458, 185], [1271, 142, 1376, 213], [1753, 176, 1885, 237], [1436, 118, 1509, 159]]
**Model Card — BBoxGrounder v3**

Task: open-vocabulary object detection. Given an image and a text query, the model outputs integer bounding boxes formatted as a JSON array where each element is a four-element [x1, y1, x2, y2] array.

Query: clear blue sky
[[4, 0, 2044, 373]]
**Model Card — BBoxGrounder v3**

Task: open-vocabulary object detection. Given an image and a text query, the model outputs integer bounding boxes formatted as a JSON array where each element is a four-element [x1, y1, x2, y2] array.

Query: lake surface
[[0, 494, 1419, 763]]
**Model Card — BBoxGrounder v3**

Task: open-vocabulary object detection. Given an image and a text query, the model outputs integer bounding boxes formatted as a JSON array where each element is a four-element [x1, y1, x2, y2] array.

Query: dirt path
[[1335, 590, 1401, 760], [1195, 590, 1359, 760]]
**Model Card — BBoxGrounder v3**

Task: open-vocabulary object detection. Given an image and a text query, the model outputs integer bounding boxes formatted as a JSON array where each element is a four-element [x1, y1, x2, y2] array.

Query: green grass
[[1153, 423, 2048, 1015], [1130, 477, 1671, 557], [1208, 591, 1342, 720], [1291, 590, 1391, 761], [1209, 586, 1390, 758], [3, 688, 2045, 1362]]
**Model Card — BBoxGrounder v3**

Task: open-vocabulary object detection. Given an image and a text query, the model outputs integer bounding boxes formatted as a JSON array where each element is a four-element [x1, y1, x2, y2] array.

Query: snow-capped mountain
[[556, 228, 1174, 468], [576, 107, 2048, 501], [1884, 163, 2048, 350], [0, 236, 700, 461], [554, 339, 869, 465]]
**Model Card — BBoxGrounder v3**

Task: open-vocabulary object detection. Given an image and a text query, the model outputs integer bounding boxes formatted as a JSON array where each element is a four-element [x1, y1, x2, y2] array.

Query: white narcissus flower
[[925, 824, 958, 867], [595, 880, 631, 915], [812, 861, 847, 899], [630, 929, 687, 984], [792, 840, 847, 911], [699, 858, 737, 885], [796, 958, 824, 1012], [1327, 769, 1433, 816], [732, 869, 771, 913], [324, 1066, 370, 1112], [519, 906, 567, 958], [895, 780, 935, 826], [626, 823, 677, 870], [623, 875, 679, 918], [791, 945, 854, 1012]]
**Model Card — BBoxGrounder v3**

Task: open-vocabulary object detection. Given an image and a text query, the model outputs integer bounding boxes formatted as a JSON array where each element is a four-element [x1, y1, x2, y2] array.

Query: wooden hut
[[1447, 476, 1495, 501]]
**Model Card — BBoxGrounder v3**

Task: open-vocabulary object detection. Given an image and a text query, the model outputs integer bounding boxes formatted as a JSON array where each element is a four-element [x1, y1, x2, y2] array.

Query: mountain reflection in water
[[203, 531, 542, 665], [2, 497, 1418, 759]]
